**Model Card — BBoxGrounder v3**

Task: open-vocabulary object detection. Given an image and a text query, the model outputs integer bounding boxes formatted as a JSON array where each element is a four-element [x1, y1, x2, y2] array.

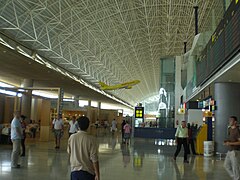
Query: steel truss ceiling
[[0, 0, 223, 105]]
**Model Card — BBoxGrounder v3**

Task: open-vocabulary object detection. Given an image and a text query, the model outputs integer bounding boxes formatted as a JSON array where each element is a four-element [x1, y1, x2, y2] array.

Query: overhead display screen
[[196, 0, 240, 86], [135, 107, 144, 118], [224, 1, 240, 59]]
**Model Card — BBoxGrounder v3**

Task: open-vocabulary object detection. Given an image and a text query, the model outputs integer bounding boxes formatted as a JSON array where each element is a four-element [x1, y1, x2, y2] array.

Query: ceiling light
[[32, 90, 58, 99], [18, 89, 25, 92], [0, 89, 16, 96], [63, 98, 74, 102], [0, 82, 14, 88]]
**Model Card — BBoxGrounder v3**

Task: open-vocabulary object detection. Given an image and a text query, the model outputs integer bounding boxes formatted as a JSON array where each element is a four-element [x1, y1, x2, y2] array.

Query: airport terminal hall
[[0, 0, 240, 180]]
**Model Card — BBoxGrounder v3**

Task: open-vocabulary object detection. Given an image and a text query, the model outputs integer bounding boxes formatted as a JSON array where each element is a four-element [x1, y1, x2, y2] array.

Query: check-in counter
[[134, 127, 176, 139]]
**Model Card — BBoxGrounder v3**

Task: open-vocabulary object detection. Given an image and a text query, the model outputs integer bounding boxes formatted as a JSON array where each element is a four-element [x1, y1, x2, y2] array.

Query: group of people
[[52, 115, 80, 149], [52, 116, 133, 150], [173, 116, 240, 180], [10, 112, 100, 179], [10, 111, 240, 180], [94, 119, 109, 130], [93, 118, 132, 144]]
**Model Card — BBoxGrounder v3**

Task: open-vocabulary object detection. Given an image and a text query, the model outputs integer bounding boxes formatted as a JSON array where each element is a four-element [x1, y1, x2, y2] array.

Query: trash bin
[[204, 141, 214, 157]]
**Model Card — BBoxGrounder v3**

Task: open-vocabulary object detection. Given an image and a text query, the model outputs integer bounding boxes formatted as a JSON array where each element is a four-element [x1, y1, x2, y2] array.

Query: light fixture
[[0, 82, 14, 88], [63, 99, 75, 102], [0, 89, 17, 96], [32, 90, 58, 99], [18, 89, 25, 92]]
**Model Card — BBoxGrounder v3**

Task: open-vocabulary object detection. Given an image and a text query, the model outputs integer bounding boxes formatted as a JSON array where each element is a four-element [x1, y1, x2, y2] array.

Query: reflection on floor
[[0, 134, 231, 180]]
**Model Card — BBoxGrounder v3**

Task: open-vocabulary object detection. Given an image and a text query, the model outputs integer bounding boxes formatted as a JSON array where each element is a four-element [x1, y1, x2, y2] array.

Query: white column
[[97, 102, 101, 118], [87, 100, 91, 120], [21, 79, 33, 118], [225, 0, 231, 11], [31, 97, 38, 121], [187, 56, 194, 84], [175, 56, 184, 127], [211, 9, 216, 32], [74, 95, 79, 108], [57, 88, 64, 115]]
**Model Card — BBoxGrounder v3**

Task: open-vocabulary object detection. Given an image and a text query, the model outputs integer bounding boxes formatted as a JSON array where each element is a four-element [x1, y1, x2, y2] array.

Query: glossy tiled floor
[[0, 131, 232, 180]]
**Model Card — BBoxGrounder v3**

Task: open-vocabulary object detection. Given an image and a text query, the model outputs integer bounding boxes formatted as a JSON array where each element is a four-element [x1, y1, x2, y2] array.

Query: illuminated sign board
[[135, 107, 144, 118], [177, 108, 185, 114]]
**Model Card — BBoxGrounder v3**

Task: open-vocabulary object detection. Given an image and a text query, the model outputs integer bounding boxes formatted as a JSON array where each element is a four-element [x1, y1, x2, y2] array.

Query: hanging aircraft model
[[99, 80, 140, 90]]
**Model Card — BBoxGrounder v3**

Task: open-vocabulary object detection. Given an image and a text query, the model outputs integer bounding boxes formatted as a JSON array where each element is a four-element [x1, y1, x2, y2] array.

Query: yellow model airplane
[[99, 80, 140, 90]]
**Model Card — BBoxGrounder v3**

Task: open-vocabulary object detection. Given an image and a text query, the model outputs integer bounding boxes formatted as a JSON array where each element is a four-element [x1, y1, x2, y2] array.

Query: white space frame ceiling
[[0, 0, 224, 105]]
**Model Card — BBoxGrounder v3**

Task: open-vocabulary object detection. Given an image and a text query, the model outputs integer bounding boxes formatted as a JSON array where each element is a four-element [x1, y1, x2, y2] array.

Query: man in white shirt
[[111, 119, 117, 135], [52, 114, 64, 149], [11, 111, 23, 168], [68, 116, 79, 137], [173, 120, 189, 163], [68, 116, 100, 180]]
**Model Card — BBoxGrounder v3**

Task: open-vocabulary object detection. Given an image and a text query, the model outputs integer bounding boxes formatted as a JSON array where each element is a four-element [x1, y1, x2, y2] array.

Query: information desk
[[134, 127, 176, 139]]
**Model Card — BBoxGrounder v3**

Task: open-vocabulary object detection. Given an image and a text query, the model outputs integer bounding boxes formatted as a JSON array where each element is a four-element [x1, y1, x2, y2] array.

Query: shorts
[[54, 129, 63, 138], [124, 133, 130, 139]]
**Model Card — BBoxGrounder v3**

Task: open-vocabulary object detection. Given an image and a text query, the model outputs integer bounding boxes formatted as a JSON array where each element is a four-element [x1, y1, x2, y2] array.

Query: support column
[[97, 102, 101, 118], [39, 99, 51, 141], [57, 88, 64, 115], [21, 79, 33, 118], [31, 97, 38, 121], [214, 83, 240, 153], [87, 100, 92, 122], [184, 41, 187, 54], [175, 56, 184, 127], [4, 97, 14, 123], [194, 5, 199, 35], [0, 95, 4, 123], [14, 96, 21, 112], [211, 9, 217, 32], [224, 0, 231, 11], [187, 56, 194, 83], [74, 95, 79, 109]]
